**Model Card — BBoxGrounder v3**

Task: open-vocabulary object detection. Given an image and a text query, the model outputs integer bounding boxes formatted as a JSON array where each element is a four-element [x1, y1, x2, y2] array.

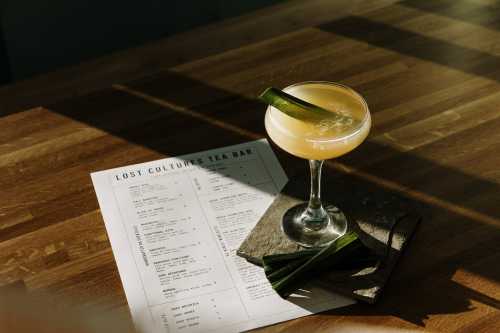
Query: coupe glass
[[264, 81, 371, 248]]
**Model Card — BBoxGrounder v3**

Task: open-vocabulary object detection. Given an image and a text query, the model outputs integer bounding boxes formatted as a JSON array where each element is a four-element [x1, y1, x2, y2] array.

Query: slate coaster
[[237, 174, 421, 303]]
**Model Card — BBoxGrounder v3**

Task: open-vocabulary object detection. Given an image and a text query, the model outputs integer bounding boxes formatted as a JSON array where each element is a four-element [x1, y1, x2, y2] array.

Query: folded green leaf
[[264, 243, 378, 279], [269, 231, 362, 296], [264, 255, 311, 283], [259, 87, 359, 127]]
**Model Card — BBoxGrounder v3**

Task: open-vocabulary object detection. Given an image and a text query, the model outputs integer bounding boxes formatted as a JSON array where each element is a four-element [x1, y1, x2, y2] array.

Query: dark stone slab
[[237, 174, 421, 303]]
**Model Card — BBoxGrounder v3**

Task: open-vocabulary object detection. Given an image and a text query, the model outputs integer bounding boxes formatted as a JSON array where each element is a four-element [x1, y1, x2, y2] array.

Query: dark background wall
[[0, 0, 283, 85], [0, 20, 11, 85]]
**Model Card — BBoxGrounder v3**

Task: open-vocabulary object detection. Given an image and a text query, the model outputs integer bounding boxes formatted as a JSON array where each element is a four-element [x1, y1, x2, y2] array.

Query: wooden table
[[1, 0, 499, 332]]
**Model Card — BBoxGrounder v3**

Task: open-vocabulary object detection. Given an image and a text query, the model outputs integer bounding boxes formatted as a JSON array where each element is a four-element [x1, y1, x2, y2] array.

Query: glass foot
[[282, 203, 347, 248]]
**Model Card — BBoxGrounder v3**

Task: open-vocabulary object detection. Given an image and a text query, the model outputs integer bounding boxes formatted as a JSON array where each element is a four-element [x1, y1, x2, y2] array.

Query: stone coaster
[[237, 174, 421, 303]]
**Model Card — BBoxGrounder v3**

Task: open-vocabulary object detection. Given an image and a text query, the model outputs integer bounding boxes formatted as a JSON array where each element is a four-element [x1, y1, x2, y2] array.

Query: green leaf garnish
[[259, 87, 359, 127]]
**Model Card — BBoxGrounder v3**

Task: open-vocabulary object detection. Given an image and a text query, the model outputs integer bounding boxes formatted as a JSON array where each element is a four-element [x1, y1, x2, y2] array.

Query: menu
[[91, 139, 354, 333]]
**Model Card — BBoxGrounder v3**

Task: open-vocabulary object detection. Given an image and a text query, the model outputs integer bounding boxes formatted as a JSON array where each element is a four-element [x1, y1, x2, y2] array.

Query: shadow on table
[[400, 0, 500, 32], [317, 15, 500, 84], [326, 276, 500, 327], [43, 68, 500, 326]]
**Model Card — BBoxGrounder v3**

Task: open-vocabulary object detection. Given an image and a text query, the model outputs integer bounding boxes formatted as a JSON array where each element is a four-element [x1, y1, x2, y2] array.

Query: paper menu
[[91, 139, 354, 333]]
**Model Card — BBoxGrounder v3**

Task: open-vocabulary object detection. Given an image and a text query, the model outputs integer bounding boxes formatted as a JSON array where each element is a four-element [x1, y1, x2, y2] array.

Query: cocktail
[[263, 81, 371, 248]]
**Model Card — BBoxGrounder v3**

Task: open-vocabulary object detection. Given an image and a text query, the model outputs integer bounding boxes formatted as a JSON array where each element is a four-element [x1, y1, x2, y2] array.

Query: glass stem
[[304, 160, 327, 228]]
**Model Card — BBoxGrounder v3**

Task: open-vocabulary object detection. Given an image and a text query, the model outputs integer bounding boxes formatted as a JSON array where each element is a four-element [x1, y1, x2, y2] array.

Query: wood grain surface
[[1, 0, 499, 332]]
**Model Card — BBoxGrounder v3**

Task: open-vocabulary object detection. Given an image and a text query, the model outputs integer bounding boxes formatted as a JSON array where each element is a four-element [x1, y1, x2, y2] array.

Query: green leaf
[[259, 87, 359, 127], [268, 231, 362, 296], [264, 256, 311, 283]]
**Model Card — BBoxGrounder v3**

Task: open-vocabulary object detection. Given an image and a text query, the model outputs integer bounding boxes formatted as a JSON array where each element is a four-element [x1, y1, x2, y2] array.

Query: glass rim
[[266, 81, 371, 143]]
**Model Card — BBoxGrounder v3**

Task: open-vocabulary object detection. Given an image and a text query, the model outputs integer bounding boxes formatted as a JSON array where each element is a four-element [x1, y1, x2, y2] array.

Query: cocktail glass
[[264, 81, 371, 248]]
